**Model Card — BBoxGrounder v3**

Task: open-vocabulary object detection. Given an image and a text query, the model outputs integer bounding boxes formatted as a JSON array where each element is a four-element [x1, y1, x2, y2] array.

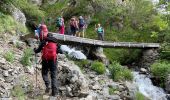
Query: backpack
[[39, 24, 48, 41], [42, 42, 57, 61], [79, 18, 85, 28], [56, 17, 63, 27], [97, 27, 103, 34]]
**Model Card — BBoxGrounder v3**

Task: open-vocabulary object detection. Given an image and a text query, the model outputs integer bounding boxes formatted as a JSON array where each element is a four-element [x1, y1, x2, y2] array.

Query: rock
[[165, 74, 170, 93], [25, 66, 34, 74], [47, 0, 58, 5], [3, 71, 9, 77], [92, 83, 101, 90], [125, 81, 138, 100], [43, 95, 50, 100], [28, 0, 42, 6], [0, 58, 6, 65], [0, 98, 12, 100], [107, 95, 121, 100], [140, 68, 147, 74], [10, 5, 26, 25]]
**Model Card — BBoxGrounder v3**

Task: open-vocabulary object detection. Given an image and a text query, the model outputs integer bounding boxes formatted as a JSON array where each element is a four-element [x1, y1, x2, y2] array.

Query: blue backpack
[[97, 27, 103, 34], [56, 17, 63, 27], [79, 18, 85, 28]]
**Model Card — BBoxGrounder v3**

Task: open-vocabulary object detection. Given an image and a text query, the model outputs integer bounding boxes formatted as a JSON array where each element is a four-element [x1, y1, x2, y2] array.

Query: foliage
[[12, 85, 25, 100], [74, 59, 89, 72], [21, 48, 33, 66], [109, 62, 133, 81], [135, 92, 145, 100], [9, 0, 45, 22], [151, 61, 170, 87], [109, 87, 117, 95], [4, 51, 15, 62], [91, 61, 105, 74], [104, 48, 142, 64], [0, 14, 27, 34]]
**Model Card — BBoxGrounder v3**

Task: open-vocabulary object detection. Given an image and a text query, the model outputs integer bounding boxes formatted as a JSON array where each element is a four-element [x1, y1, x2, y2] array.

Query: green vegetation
[[0, 14, 27, 34], [74, 59, 89, 71], [151, 61, 170, 87], [12, 85, 25, 100], [109, 62, 133, 81], [135, 92, 145, 100], [4, 51, 15, 62], [9, 0, 45, 20], [91, 61, 105, 74], [109, 87, 118, 95], [21, 48, 33, 66]]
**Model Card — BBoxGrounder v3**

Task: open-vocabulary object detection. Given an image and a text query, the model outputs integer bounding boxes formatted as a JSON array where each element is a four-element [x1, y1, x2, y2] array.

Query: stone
[[140, 68, 147, 74], [165, 74, 170, 93], [28, 0, 42, 6], [43, 95, 50, 100], [3, 71, 9, 77], [107, 95, 120, 100], [10, 5, 26, 25], [0, 58, 6, 65], [0, 98, 12, 100], [125, 81, 138, 100], [92, 84, 101, 90]]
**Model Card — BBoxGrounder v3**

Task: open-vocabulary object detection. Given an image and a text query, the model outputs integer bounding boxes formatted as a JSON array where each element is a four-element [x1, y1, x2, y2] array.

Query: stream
[[133, 72, 167, 100]]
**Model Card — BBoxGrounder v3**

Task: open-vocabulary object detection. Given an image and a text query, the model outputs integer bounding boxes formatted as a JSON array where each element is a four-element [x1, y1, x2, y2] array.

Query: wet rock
[[125, 81, 138, 100], [140, 68, 147, 74]]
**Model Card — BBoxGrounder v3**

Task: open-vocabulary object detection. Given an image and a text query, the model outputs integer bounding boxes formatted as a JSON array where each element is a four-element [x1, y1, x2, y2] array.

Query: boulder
[[28, 0, 42, 6], [165, 74, 170, 93], [58, 59, 89, 97], [10, 5, 26, 25]]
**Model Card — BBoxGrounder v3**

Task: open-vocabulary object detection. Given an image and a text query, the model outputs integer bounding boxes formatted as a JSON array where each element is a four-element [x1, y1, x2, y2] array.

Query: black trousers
[[41, 60, 58, 94], [98, 33, 104, 41]]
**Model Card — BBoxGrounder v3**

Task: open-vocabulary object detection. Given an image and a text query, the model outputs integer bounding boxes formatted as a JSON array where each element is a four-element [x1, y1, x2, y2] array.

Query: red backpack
[[42, 42, 57, 61], [39, 24, 48, 41]]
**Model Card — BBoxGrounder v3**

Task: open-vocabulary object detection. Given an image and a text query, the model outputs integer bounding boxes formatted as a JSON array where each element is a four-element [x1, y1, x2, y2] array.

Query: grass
[[135, 92, 145, 100], [21, 48, 33, 66], [109, 61, 133, 81], [74, 59, 89, 71], [109, 87, 118, 95], [4, 51, 15, 62], [91, 61, 105, 74], [12, 85, 25, 100], [0, 14, 27, 34]]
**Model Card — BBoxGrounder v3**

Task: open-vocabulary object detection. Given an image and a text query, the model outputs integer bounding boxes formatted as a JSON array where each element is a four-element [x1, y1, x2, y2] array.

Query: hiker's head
[[79, 16, 83, 19], [97, 23, 101, 27]]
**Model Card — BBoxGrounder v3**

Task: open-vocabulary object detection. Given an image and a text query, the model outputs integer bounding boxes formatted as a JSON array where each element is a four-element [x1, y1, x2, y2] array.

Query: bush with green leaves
[[74, 59, 89, 70], [4, 51, 15, 62], [21, 48, 33, 66], [91, 61, 105, 74], [109, 62, 133, 81], [151, 61, 170, 87], [12, 85, 25, 100]]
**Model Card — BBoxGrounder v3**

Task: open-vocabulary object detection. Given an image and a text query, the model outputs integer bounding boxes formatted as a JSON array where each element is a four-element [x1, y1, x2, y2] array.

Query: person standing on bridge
[[70, 16, 79, 36], [95, 23, 104, 41], [34, 24, 61, 97], [56, 16, 65, 34], [77, 16, 86, 37]]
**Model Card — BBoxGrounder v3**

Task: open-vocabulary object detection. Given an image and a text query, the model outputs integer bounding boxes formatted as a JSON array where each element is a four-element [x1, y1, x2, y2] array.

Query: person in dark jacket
[[34, 24, 61, 96]]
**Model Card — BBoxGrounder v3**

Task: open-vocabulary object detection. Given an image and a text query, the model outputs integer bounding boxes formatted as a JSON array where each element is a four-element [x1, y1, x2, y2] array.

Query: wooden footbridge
[[48, 32, 160, 49]]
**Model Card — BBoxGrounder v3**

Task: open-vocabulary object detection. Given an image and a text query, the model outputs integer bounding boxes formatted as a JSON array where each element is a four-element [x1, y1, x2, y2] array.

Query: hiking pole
[[35, 53, 38, 89]]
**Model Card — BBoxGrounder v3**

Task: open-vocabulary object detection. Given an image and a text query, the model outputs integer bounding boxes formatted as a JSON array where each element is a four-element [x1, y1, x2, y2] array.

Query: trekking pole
[[35, 53, 38, 89]]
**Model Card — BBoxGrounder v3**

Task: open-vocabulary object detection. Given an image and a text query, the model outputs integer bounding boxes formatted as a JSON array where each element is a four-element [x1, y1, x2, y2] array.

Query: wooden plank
[[48, 32, 160, 48]]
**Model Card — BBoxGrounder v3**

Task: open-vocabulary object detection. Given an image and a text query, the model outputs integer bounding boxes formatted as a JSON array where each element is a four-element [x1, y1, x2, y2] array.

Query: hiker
[[56, 16, 65, 34], [95, 23, 104, 41], [34, 24, 41, 39], [77, 16, 85, 37], [34, 24, 60, 96], [70, 16, 79, 36]]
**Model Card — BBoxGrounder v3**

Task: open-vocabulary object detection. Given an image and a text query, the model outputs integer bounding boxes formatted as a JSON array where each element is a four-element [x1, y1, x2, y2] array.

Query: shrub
[[109, 62, 133, 81], [74, 59, 89, 70], [12, 85, 25, 100], [151, 61, 170, 87], [135, 92, 145, 100], [109, 87, 117, 95], [91, 61, 105, 74], [4, 51, 15, 62], [21, 48, 33, 66]]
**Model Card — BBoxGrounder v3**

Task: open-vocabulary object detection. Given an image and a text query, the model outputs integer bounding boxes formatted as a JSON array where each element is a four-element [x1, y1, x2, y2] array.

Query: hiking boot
[[45, 88, 50, 94]]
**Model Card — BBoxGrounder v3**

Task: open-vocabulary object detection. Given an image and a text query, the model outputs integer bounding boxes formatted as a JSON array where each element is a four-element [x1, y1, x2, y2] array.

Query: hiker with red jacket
[[34, 24, 61, 96]]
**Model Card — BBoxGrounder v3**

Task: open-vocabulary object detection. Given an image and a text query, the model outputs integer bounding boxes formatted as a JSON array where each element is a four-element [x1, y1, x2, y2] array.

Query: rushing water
[[133, 72, 167, 100], [60, 45, 87, 60]]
